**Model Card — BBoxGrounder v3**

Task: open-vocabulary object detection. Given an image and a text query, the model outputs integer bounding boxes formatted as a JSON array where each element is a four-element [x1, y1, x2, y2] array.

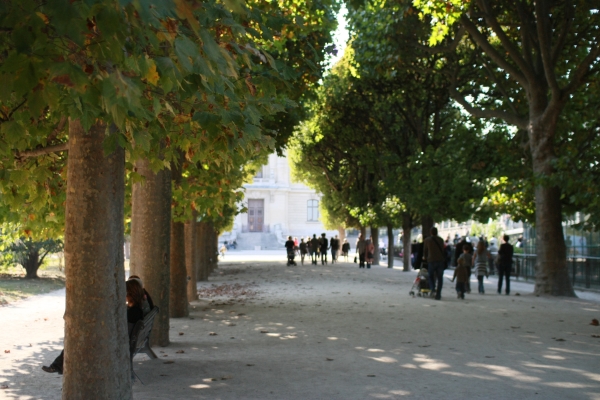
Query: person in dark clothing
[[128, 275, 154, 315], [299, 238, 308, 265], [454, 238, 467, 267], [319, 233, 329, 265], [310, 234, 319, 265], [497, 235, 514, 295], [330, 235, 340, 263], [285, 236, 296, 266], [423, 227, 446, 300], [341, 239, 350, 262], [452, 261, 469, 299], [42, 279, 145, 375]]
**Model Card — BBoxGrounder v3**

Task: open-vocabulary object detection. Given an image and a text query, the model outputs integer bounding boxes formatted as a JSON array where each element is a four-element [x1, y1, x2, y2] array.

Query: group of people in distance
[[422, 227, 514, 301], [285, 234, 351, 265], [41, 275, 154, 375], [285, 233, 380, 269]]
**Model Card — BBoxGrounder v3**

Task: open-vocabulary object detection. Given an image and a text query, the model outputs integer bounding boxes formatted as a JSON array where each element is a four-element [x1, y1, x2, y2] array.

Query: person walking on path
[[456, 244, 473, 293], [310, 234, 319, 265], [423, 227, 446, 300], [341, 239, 350, 262], [299, 238, 308, 265], [356, 234, 366, 268], [330, 235, 340, 263], [365, 237, 375, 269], [451, 259, 469, 299], [319, 233, 329, 265], [497, 235, 514, 295], [473, 241, 491, 294]]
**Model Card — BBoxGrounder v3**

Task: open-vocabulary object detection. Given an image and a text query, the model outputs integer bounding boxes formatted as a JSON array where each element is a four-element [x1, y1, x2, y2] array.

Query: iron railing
[[513, 253, 600, 290]]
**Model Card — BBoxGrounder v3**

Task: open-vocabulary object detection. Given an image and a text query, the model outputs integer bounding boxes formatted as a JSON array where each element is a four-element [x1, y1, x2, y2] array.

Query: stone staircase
[[235, 232, 280, 250]]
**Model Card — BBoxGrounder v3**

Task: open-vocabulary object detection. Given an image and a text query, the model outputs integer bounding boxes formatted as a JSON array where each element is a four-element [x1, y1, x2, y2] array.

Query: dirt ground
[[2, 251, 600, 400]]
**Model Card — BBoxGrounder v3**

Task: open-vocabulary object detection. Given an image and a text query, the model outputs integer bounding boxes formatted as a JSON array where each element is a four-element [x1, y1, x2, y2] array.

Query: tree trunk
[[63, 120, 131, 399], [24, 250, 40, 279], [387, 224, 394, 269], [529, 117, 575, 297], [185, 214, 198, 301], [402, 213, 412, 272], [169, 219, 188, 317], [360, 226, 366, 239], [371, 226, 379, 266], [169, 157, 188, 318], [196, 221, 208, 281], [130, 158, 172, 346], [421, 215, 434, 240]]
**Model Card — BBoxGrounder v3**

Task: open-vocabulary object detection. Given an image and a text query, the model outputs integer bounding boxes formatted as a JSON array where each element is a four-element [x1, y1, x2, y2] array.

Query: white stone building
[[228, 151, 336, 244]]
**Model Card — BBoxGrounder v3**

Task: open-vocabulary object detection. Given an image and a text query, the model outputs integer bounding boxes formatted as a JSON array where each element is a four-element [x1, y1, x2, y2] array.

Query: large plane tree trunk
[[196, 220, 209, 281], [62, 120, 131, 399], [130, 158, 172, 346], [529, 113, 575, 296]]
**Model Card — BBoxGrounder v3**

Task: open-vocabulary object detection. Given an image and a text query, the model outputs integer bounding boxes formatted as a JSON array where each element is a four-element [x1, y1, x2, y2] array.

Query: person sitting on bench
[[42, 280, 145, 374], [128, 275, 154, 316]]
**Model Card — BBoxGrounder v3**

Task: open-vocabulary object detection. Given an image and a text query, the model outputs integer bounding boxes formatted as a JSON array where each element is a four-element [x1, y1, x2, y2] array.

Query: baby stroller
[[409, 266, 431, 297], [286, 248, 297, 266]]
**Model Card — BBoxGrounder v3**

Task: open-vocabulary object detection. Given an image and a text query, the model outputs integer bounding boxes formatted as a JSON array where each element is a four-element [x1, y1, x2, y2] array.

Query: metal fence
[[511, 224, 600, 289], [513, 253, 600, 290]]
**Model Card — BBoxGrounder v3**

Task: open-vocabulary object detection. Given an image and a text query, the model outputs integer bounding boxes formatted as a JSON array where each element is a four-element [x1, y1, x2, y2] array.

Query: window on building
[[307, 200, 319, 221], [254, 167, 263, 179]]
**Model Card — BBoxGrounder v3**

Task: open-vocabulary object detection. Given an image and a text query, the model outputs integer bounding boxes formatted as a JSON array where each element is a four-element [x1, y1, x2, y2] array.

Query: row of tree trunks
[[387, 224, 394, 269], [130, 158, 172, 347], [63, 120, 131, 399], [402, 213, 412, 272]]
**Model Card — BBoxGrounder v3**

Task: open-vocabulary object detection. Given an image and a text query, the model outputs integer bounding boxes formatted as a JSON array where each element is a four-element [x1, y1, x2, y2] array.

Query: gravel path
[[2, 252, 600, 399]]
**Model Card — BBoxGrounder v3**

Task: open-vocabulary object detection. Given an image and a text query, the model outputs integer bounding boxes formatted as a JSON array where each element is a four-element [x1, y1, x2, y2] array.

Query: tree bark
[[169, 219, 188, 317], [402, 213, 412, 272], [371, 226, 379, 266], [196, 221, 208, 281], [169, 157, 188, 318], [130, 158, 172, 346], [421, 215, 434, 240], [360, 226, 366, 239], [23, 249, 40, 279], [185, 214, 198, 301], [387, 224, 394, 269], [210, 222, 219, 272], [63, 120, 131, 399], [529, 116, 576, 296]]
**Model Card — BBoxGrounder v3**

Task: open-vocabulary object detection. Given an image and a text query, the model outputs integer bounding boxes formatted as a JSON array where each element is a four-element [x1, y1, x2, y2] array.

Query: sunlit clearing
[[389, 390, 411, 396], [544, 382, 595, 388], [367, 348, 385, 353], [400, 363, 418, 369], [267, 333, 281, 337], [328, 337, 338, 340], [190, 384, 210, 389], [548, 347, 600, 356]]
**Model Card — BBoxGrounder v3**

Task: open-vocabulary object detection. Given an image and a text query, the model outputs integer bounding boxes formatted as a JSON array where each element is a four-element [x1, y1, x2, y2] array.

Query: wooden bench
[[129, 306, 159, 384]]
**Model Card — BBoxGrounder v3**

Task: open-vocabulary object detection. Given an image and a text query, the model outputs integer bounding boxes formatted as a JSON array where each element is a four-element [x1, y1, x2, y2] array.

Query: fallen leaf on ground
[[260, 330, 269, 333], [176, 350, 184, 354], [326, 358, 334, 361], [367, 375, 376, 377], [555, 338, 566, 342], [163, 361, 174, 364], [592, 335, 600, 338], [246, 364, 255, 366], [221, 376, 232, 380], [178, 332, 184, 336], [209, 332, 218, 336], [4, 350, 9, 353], [511, 326, 520, 329], [591, 319, 599, 326], [419, 345, 430, 348]]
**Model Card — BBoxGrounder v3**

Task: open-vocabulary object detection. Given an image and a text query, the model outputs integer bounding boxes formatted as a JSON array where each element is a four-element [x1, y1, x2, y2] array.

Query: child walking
[[451, 259, 469, 299], [473, 241, 491, 294]]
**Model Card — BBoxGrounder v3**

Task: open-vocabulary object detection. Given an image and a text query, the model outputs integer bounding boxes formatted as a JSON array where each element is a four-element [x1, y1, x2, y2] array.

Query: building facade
[[231, 151, 335, 239]]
